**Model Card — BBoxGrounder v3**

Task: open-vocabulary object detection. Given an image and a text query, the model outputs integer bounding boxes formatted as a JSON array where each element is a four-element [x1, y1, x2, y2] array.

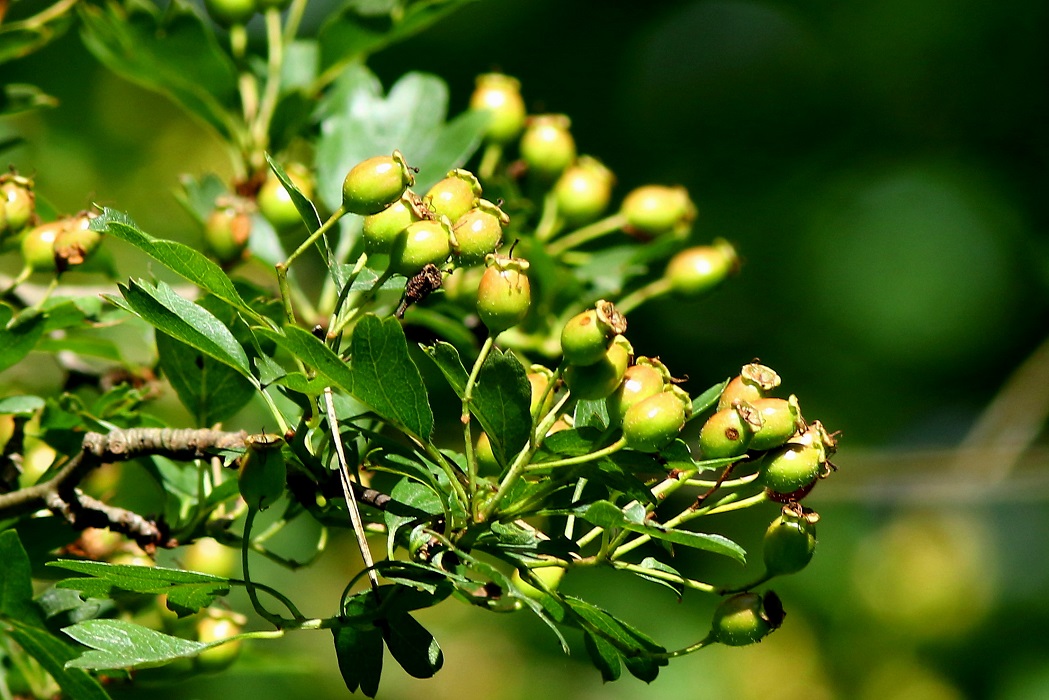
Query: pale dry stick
[[323, 387, 381, 595]]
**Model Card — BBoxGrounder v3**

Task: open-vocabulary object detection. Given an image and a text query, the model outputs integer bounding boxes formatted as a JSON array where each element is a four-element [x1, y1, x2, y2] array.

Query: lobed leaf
[[62, 619, 207, 669], [48, 561, 230, 616]]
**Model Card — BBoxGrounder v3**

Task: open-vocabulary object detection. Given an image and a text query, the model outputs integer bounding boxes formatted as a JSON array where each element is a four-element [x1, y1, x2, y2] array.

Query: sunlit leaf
[[63, 619, 208, 669]]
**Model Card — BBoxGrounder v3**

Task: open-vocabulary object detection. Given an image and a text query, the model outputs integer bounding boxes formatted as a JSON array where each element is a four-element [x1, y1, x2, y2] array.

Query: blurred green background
[[5, 0, 1049, 698]]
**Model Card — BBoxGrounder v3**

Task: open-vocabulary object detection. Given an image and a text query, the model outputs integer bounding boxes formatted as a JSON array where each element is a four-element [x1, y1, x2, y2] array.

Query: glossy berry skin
[[205, 200, 252, 265], [204, 0, 255, 25], [606, 363, 665, 426], [470, 73, 527, 144], [183, 537, 237, 579], [520, 115, 576, 179], [554, 156, 614, 224], [527, 367, 558, 418], [53, 214, 101, 271], [1, 177, 34, 236], [620, 185, 695, 238], [20, 221, 63, 272], [564, 336, 631, 400], [342, 150, 414, 216], [363, 190, 425, 255], [389, 218, 452, 276], [560, 309, 611, 367], [763, 508, 817, 576], [749, 397, 802, 452], [453, 199, 508, 265], [698, 406, 754, 459], [665, 239, 738, 298], [238, 435, 286, 510], [476, 256, 531, 333], [258, 163, 314, 231], [622, 391, 688, 453], [511, 565, 565, 600], [710, 591, 784, 646], [194, 616, 243, 672], [759, 441, 822, 495], [424, 169, 482, 223], [717, 363, 781, 411]]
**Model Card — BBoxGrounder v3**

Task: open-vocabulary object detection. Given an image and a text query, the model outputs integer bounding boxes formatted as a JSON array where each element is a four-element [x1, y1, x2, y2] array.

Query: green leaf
[[689, 378, 730, 421], [0, 394, 45, 415], [78, 0, 238, 138], [424, 342, 530, 465], [583, 630, 622, 682], [0, 83, 58, 114], [0, 530, 43, 625], [0, 11, 75, 64], [631, 557, 685, 599], [8, 622, 112, 700], [564, 596, 667, 683], [318, 0, 479, 74], [384, 478, 443, 555], [0, 310, 46, 373], [157, 332, 256, 426], [380, 611, 443, 679], [315, 67, 487, 210], [63, 619, 208, 669], [48, 561, 230, 616], [574, 500, 746, 564], [265, 153, 322, 233], [333, 623, 384, 697], [574, 398, 610, 430], [92, 208, 250, 315], [110, 279, 254, 381]]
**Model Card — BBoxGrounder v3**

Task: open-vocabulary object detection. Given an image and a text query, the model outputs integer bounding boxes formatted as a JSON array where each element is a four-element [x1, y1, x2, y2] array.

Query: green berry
[[238, 434, 286, 510], [470, 73, 527, 144], [194, 615, 243, 672], [475, 431, 500, 476], [389, 218, 452, 276], [204, 197, 253, 265], [258, 163, 314, 231], [665, 239, 739, 298], [362, 190, 426, 255], [760, 442, 821, 495], [606, 361, 666, 426], [1, 174, 34, 236], [204, 0, 255, 25], [20, 220, 63, 272], [622, 389, 689, 453], [717, 363, 781, 411], [749, 396, 802, 451], [560, 300, 627, 367], [698, 404, 761, 459], [520, 115, 576, 179], [511, 565, 565, 600], [554, 156, 614, 224], [527, 366, 558, 418], [620, 185, 696, 239], [564, 335, 632, 400], [710, 591, 784, 646], [424, 169, 482, 223], [183, 537, 237, 578], [53, 213, 101, 272], [476, 255, 531, 333], [763, 505, 818, 576], [342, 150, 414, 216], [452, 199, 508, 265]]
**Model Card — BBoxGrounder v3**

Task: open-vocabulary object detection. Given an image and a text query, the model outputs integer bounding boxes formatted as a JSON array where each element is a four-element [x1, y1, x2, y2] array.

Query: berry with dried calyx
[[342, 150, 415, 216], [470, 73, 527, 144], [560, 300, 627, 367], [718, 362, 782, 411], [759, 421, 837, 497], [453, 199, 508, 265], [476, 254, 531, 333], [749, 395, 803, 452], [424, 169, 482, 223], [564, 335, 632, 400], [763, 504, 819, 576]]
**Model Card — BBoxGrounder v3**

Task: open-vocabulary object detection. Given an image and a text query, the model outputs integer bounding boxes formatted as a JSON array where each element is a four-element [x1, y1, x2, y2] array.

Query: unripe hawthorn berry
[[620, 185, 696, 239], [363, 190, 426, 255], [759, 421, 837, 497], [476, 255, 531, 333], [511, 564, 566, 600], [238, 434, 286, 510], [717, 362, 782, 411], [20, 220, 64, 273], [564, 335, 632, 400], [53, 212, 101, 272], [1, 174, 34, 236], [205, 197, 253, 265], [763, 505, 818, 576], [698, 402, 762, 459], [475, 431, 500, 476], [710, 591, 784, 646], [183, 537, 237, 579], [258, 163, 314, 231], [749, 395, 803, 452], [527, 366, 558, 418], [453, 199, 508, 265], [342, 150, 414, 216], [606, 360, 667, 426], [560, 300, 627, 367], [622, 387, 691, 453], [204, 0, 254, 25], [254, 0, 291, 11], [520, 115, 576, 179], [470, 73, 527, 144], [665, 239, 739, 298], [424, 169, 482, 223], [554, 156, 615, 225], [389, 217, 452, 276], [194, 614, 243, 671]]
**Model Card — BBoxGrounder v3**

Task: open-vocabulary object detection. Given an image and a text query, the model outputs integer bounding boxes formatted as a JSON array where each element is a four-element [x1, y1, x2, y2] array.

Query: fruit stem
[[720, 572, 774, 595], [657, 633, 716, 659], [616, 276, 672, 316], [612, 560, 717, 593], [463, 334, 496, 521], [250, 8, 286, 159], [521, 437, 625, 472], [478, 143, 503, 182], [276, 205, 346, 322], [545, 212, 627, 256], [563, 477, 588, 539], [533, 190, 560, 242], [241, 509, 293, 627]]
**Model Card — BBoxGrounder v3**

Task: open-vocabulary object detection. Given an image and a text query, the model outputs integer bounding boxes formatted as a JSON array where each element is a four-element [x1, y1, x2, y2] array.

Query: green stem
[[684, 472, 760, 489], [463, 334, 495, 521], [0, 266, 31, 297], [478, 143, 503, 182], [564, 477, 588, 539], [250, 8, 286, 164], [616, 277, 672, 316], [612, 560, 717, 593], [328, 267, 392, 337], [534, 190, 561, 242], [545, 212, 627, 257], [276, 205, 347, 322], [523, 437, 626, 472], [720, 571, 774, 595], [656, 634, 716, 659], [229, 577, 305, 621], [241, 509, 289, 627], [3, 0, 78, 29]]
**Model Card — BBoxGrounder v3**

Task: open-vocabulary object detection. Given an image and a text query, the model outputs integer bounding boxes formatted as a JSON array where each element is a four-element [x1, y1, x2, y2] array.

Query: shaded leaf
[[0, 394, 45, 415], [63, 619, 207, 669], [380, 610, 443, 679], [384, 478, 443, 554], [0, 83, 58, 114], [8, 622, 111, 700], [48, 561, 230, 616], [631, 557, 685, 599], [0, 530, 43, 625], [564, 596, 667, 683], [688, 378, 730, 422], [333, 622, 384, 697], [157, 332, 256, 426], [583, 630, 622, 682], [0, 310, 46, 373]]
